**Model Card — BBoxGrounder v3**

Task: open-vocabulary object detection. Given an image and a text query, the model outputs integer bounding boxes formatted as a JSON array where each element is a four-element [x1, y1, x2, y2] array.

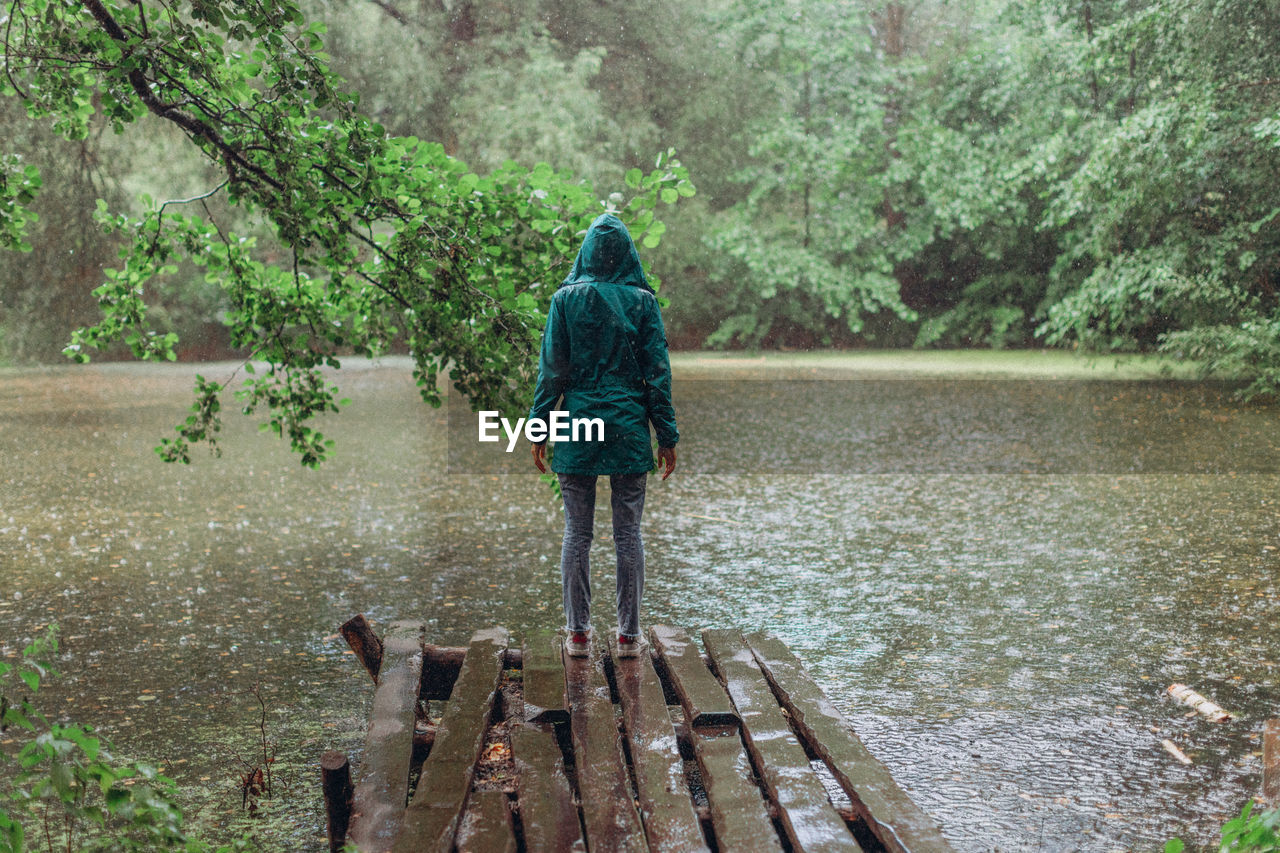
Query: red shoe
[[564, 630, 590, 658], [617, 634, 643, 659]]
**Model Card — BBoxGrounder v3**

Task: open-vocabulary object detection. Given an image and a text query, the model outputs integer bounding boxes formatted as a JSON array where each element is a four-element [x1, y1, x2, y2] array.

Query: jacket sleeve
[[638, 295, 678, 448], [528, 293, 569, 438]]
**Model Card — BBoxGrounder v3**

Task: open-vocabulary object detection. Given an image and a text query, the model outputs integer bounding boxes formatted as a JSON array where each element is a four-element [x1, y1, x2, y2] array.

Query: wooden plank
[[649, 625, 739, 728], [523, 627, 569, 725], [565, 638, 647, 852], [691, 726, 783, 853], [454, 790, 516, 853], [349, 620, 424, 853], [1264, 719, 1280, 802], [341, 614, 384, 683], [745, 632, 954, 853], [609, 635, 710, 853], [512, 723, 585, 853], [393, 627, 509, 853], [703, 629, 861, 853]]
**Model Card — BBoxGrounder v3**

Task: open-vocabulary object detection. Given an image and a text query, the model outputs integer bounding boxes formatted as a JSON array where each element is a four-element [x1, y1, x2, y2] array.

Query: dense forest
[[3, 0, 1280, 397]]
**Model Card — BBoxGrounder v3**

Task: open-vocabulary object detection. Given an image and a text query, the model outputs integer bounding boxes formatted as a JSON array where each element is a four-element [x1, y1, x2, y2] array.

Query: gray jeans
[[558, 472, 647, 641]]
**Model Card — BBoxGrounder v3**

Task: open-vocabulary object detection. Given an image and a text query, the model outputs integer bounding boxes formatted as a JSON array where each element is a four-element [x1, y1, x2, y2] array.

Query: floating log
[[704, 629, 862, 853], [1264, 719, 1280, 802], [609, 634, 709, 853], [746, 632, 954, 853], [349, 621, 424, 852], [395, 628, 509, 853], [320, 750, 354, 853], [1161, 739, 1193, 765], [1167, 683, 1233, 722]]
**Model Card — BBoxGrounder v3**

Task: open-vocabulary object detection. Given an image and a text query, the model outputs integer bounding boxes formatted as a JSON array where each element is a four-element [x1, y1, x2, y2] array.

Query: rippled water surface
[[2, 359, 1278, 851]]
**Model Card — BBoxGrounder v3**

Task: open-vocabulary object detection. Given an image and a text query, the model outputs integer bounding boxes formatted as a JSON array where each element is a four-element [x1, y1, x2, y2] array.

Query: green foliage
[[1168, 801, 1280, 853], [1, 0, 692, 464], [702, 0, 917, 347], [0, 154, 40, 253], [0, 626, 254, 852]]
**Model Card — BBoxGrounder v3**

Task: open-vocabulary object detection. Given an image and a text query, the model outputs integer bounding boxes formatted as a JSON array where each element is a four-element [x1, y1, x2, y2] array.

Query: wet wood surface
[[320, 750, 353, 853], [566, 639, 648, 852], [609, 635, 709, 853], [704, 629, 862, 853], [394, 627, 509, 853], [332, 619, 947, 853], [745, 631, 955, 853], [1265, 719, 1280, 802], [512, 723, 585, 853], [453, 790, 516, 853], [650, 624, 740, 728], [348, 620, 423, 853], [522, 627, 568, 725], [689, 724, 783, 853]]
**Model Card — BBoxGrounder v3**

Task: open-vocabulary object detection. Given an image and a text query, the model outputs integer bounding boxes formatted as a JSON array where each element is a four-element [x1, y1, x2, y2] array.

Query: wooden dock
[[322, 616, 954, 853]]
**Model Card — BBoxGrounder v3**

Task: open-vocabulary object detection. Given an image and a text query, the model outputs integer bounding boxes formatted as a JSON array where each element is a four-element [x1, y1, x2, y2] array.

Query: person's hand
[[532, 442, 547, 474], [657, 446, 677, 481]]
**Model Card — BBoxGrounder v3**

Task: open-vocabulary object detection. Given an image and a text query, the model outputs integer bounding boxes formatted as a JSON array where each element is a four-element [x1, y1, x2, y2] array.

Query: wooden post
[[321, 750, 354, 853], [341, 614, 384, 683], [1264, 719, 1280, 803]]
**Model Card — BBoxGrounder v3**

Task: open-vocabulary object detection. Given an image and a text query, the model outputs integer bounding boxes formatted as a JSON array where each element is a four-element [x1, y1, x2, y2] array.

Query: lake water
[[2, 356, 1277, 851]]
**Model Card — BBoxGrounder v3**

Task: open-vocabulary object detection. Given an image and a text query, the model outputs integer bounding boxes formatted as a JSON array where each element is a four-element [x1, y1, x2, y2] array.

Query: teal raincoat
[[529, 214, 678, 475]]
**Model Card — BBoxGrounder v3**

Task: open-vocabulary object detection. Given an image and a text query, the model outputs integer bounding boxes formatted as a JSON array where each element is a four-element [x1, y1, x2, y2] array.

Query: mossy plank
[[393, 627, 508, 853], [704, 629, 861, 853], [745, 632, 954, 853], [609, 635, 709, 853], [349, 620, 423, 853]]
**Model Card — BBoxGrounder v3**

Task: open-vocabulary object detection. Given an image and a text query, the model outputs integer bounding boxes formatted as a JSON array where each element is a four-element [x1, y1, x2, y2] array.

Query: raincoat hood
[[561, 213, 653, 292]]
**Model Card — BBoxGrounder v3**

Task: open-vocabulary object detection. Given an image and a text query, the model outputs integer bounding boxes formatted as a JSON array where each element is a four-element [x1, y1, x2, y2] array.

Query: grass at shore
[[670, 348, 1203, 380]]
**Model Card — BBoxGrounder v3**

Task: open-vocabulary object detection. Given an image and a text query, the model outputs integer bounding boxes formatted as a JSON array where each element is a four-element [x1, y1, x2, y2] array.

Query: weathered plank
[[512, 723, 585, 853], [349, 620, 424, 853], [745, 632, 954, 853], [1264, 719, 1280, 802], [393, 627, 509, 853], [565, 639, 647, 852], [609, 635, 710, 853], [691, 726, 783, 853], [454, 790, 516, 853], [703, 629, 862, 853], [649, 625, 739, 728], [523, 627, 569, 725], [341, 614, 384, 683]]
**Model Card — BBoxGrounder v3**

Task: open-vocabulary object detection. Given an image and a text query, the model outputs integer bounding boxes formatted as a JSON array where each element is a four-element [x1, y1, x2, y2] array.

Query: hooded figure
[[529, 213, 678, 659], [529, 213, 678, 474]]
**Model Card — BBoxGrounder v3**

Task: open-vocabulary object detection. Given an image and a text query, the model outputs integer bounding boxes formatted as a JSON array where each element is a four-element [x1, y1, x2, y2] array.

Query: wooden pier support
[[1265, 719, 1280, 803], [320, 750, 353, 853], [327, 617, 954, 853]]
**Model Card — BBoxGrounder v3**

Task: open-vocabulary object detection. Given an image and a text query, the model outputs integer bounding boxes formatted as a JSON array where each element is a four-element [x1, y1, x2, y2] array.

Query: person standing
[[529, 213, 678, 659]]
